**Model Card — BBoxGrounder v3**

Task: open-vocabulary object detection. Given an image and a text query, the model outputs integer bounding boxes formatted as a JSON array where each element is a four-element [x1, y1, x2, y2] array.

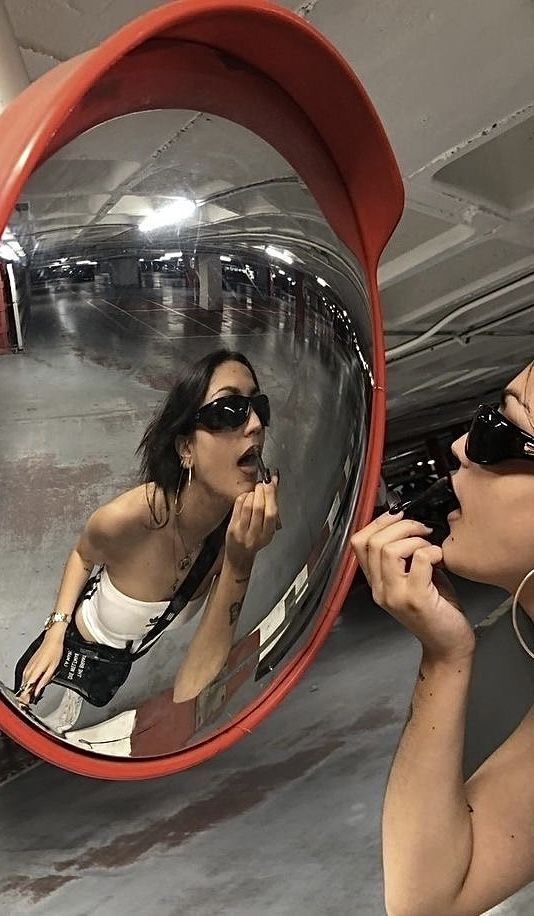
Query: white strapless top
[[80, 567, 204, 649]]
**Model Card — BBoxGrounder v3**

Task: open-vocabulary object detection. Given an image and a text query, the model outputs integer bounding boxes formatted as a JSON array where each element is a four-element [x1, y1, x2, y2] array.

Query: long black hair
[[137, 348, 261, 527]]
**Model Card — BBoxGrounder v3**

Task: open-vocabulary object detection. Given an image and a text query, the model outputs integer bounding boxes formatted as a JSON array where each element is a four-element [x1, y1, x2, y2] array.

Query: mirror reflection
[[0, 110, 373, 757]]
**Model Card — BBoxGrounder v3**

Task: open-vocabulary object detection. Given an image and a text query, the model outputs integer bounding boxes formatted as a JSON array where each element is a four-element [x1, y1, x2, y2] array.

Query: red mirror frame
[[0, 0, 403, 778]]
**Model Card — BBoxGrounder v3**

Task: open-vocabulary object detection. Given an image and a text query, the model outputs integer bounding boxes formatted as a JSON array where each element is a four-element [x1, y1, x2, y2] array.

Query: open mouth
[[237, 445, 260, 468], [449, 474, 462, 516]]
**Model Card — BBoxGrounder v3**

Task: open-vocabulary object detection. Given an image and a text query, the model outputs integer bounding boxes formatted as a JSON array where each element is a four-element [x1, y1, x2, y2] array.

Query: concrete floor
[[0, 280, 532, 914], [0, 580, 533, 916]]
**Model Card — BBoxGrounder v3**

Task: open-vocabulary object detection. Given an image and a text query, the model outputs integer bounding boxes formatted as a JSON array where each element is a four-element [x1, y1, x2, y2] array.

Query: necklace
[[171, 516, 203, 592]]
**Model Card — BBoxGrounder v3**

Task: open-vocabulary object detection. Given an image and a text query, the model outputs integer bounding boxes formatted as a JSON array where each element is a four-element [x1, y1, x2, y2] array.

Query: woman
[[351, 361, 534, 916], [17, 348, 279, 722]]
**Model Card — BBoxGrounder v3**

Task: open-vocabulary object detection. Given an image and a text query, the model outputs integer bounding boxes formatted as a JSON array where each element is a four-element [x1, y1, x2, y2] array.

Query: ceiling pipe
[[0, 2, 30, 113], [385, 270, 534, 362]]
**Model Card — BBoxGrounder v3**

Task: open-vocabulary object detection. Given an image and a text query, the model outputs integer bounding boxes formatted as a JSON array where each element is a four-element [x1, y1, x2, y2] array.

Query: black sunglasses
[[194, 393, 270, 431], [465, 403, 534, 465]]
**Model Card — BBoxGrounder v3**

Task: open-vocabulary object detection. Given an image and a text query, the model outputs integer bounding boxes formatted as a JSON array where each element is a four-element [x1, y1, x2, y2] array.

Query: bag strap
[[131, 511, 231, 659]]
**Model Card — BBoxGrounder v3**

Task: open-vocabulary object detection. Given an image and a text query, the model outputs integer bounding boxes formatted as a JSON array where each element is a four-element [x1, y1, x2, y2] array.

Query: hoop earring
[[511, 568, 534, 659], [174, 464, 186, 518], [174, 464, 193, 518]]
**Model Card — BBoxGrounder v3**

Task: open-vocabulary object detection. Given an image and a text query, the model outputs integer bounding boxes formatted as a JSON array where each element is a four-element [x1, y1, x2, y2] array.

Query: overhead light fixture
[[220, 255, 232, 262], [76, 260, 97, 265], [139, 199, 196, 233], [316, 276, 327, 287], [265, 245, 294, 265], [161, 251, 182, 260]]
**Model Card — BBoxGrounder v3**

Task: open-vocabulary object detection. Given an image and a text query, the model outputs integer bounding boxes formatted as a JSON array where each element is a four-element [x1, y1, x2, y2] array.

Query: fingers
[[238, 491, 254, 534], [248, 483, 266, 540], [352, 513, 433, 584], [231, 492, 247, 526], [262, 476, 279, 537], [407, 545, 443, 592], [19, 654, 59, 704], [351, 509, 405, 573], [33, 666, 56, 698]]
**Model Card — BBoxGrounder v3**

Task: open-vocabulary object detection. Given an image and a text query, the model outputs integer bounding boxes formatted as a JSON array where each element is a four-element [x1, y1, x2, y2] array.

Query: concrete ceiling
[[4, 0, 534, 442]]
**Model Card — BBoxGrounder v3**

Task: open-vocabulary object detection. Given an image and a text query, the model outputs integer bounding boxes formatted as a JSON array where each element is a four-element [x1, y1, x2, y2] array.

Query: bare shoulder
[[84, 484, 166, 548], [453, 704, 534, 915]]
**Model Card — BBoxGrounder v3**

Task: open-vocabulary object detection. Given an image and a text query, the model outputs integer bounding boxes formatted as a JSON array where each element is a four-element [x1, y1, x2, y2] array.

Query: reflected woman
[[17, 349, 279, 729], [352, 360, 534, 916]]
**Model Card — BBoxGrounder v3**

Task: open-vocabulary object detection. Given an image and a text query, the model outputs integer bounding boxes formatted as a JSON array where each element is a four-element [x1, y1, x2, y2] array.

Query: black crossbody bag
[[14, 515, 229, 708]]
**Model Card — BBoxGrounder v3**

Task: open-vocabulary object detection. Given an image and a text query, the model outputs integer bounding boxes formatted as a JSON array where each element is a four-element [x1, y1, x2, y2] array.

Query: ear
[[174, 435, 192, 466]]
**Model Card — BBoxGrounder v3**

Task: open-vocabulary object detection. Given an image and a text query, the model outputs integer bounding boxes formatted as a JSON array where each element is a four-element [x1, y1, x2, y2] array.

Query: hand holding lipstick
[[255, 448, 282, 529], [226, 468, 281, 572]]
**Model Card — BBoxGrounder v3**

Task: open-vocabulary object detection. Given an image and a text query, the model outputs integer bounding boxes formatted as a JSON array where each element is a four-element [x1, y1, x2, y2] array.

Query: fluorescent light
[[76, 260, 97, 265], [316, 276, 327, 287], [220, 255, 232, 262], [265, 245, 294, 265], [139, 200, 196, 232], [162, 251, 182, 259], [278, 269, 285, 276]]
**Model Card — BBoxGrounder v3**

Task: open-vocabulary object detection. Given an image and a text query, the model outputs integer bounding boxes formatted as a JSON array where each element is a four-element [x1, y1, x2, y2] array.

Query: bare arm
[[383, 654, 534, 916], [350, 510, 534, 916], [43, 506, 118, 644], [19, 501, 139, 700], [173, 556, 252, 702], [173, 476, 279, 701], [383, 650, 475, 916]]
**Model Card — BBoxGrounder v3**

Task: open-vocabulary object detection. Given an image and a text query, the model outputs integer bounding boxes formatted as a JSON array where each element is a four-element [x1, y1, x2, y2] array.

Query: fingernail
[[388, 502, 404, 514]]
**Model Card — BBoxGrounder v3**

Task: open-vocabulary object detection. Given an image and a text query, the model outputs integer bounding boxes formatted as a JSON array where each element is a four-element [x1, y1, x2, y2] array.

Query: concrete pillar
[[108, 257, 141, 288], [0, 2, 30, 113], [198, 254, 222, 311], [254, 262, 271, 299]]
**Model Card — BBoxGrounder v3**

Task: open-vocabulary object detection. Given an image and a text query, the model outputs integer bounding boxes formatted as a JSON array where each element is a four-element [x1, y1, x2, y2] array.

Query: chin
[[441, 536, 469, 579]]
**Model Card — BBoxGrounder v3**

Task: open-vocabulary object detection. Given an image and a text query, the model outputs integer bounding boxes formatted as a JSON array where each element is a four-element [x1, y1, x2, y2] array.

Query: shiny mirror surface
[[0, 109, 374, 757]]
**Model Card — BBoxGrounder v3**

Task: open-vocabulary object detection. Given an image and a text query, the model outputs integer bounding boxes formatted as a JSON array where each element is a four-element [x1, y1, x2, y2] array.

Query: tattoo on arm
[[229, 601, 242, 625]]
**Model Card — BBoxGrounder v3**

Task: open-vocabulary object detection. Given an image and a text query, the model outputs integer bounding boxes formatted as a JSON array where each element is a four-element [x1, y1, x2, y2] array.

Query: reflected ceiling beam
[[386, 273, 534, 362], [378, 224, 475, 288], [0, 0, 29, 112]]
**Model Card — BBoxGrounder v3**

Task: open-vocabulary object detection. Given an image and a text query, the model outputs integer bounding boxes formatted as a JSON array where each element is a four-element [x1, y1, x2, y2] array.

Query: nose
[[451, 432, 469, 467], [244, 405, 263, 436]]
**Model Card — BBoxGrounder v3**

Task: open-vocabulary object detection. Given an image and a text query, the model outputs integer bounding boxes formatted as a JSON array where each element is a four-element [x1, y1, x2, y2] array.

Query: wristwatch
[[44, 611, 72, 630]]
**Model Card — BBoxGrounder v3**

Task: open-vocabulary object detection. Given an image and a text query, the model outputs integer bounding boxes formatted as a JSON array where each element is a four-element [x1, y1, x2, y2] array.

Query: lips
[[449, 473, 462, 512], [237, 445, 260, 467]]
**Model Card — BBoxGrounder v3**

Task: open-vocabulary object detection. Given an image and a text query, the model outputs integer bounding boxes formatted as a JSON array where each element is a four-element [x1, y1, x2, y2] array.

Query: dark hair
[[136, 348, 261, 527]]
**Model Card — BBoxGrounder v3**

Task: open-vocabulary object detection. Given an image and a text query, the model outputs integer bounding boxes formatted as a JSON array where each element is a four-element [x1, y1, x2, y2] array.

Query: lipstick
[[389, 474, 460, 546]]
